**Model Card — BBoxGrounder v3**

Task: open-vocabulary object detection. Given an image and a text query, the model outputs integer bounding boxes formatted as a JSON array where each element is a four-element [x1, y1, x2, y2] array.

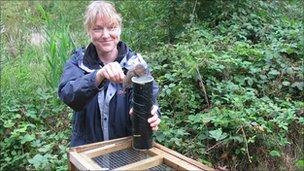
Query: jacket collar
[[83, 41, 129, 70]]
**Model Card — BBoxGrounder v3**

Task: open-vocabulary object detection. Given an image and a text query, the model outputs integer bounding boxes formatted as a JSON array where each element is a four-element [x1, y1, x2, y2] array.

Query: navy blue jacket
[[58, 42, 160, 147]]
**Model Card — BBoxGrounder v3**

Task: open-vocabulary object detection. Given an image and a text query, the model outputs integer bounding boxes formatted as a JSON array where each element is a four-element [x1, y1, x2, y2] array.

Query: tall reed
[[44, 27, 76, 89]]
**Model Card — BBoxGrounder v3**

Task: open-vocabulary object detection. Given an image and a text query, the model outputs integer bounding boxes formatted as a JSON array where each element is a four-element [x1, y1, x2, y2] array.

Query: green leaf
[[21, 134, 35, 144], [296, 159, 304, 169], [28, 154, 49, 169], [209, 128, 228, 141], [229, 136, 243, 143], [291, 82, 304, 90], [269, 150, 281, 157], [26, 110, 38, 120], [188, 114, 201, 124], [31, 140, 42, 148], [268, 69, 280, 76], [282, 81, 290, 86], [298, 117, 304, 125], [3, 120, 14, 128], [38, 144, 52, 153], [155, 133, 165, 142]]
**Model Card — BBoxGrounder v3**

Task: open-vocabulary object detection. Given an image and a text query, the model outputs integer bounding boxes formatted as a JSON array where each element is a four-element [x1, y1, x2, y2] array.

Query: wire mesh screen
[[92, 148, 173, 170], [93, 148, 149, 169]]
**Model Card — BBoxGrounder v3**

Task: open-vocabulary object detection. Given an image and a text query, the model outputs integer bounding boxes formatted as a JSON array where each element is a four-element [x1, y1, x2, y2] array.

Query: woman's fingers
[[102, 62, 125, 83], [150, 117, 161, 127], [147, 105, 161, 131], [150, 105, 158, 116], [152, 125, 159, 131], [109, 62, 122, 81], [129, 108, 133, 115], [130, 105, 161, 131], [148, 113, 158, 123]]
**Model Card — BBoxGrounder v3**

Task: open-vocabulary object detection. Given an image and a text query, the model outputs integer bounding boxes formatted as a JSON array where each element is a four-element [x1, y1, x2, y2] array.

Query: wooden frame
[[68, 136, 214, 171]]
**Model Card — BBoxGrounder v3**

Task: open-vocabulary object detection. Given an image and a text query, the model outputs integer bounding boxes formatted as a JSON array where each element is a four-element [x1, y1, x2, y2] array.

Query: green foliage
[[1, 0, 304, 170], [116, 0, 198, 51], [150, 1, 303, 169], [296, 159, 304, 170], [0, 88, 72, 170], [116, 1, 168, 51], [1, 1, 78, 170]]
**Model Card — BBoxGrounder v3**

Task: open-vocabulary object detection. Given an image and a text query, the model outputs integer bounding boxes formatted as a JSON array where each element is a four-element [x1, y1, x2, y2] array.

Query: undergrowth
[[1, 0, 303, 170]]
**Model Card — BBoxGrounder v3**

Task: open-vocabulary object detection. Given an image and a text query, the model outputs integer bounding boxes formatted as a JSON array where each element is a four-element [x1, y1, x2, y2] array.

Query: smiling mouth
[[100, 41, 112, 44]]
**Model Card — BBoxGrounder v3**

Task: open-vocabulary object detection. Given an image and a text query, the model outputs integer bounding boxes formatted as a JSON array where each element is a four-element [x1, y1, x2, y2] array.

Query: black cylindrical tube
[[131, 76, 154, 150]]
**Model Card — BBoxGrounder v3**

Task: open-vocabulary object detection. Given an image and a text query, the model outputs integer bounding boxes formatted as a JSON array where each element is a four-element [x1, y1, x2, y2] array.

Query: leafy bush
[[1, 2, 77, 170], [1, 0, 303, 170], [0, 88, 72, 170], [149, 1, 303, 169]]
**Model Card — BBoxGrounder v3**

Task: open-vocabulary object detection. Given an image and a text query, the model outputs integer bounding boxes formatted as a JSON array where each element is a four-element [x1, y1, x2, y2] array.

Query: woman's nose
[[101, 29, 110, 38]]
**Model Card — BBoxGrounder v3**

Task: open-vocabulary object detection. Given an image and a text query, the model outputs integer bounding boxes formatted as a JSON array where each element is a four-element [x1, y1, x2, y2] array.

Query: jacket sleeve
[[58, 58, 101, 111]]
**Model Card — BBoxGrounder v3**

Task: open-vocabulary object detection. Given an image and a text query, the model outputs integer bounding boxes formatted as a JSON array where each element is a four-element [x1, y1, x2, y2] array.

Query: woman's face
[[89, 16, 120, 55]]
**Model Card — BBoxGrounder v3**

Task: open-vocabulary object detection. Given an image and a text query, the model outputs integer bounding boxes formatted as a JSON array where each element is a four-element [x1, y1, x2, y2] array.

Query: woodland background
[[1, 0, 303, 170]]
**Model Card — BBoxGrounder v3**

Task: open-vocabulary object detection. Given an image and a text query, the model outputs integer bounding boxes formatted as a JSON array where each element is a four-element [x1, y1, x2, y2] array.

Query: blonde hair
[[84, 1, 122, 33]]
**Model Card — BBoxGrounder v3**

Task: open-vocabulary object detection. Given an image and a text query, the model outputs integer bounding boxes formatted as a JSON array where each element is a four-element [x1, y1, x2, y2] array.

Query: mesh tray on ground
[[93, 148, 173, 170], [68, 136, 214, 171]]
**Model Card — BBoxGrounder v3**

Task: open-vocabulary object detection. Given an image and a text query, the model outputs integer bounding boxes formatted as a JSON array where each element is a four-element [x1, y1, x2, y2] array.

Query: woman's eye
[[111, 26, 118, 30]]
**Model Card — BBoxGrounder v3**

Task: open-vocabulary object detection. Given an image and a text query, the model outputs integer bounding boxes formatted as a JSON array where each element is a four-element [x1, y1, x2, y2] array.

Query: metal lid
[[131, 75, 154, 85]]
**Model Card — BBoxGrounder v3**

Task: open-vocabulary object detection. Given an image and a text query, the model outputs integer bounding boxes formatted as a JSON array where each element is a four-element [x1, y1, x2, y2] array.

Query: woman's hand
[[148, 105, 161, 131], [96, 62, 125, 84], [129, 105, 161, 131]]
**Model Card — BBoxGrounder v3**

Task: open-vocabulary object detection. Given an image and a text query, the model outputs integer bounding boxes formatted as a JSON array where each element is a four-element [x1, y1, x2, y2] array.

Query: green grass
[[1, 0, 303, 170]]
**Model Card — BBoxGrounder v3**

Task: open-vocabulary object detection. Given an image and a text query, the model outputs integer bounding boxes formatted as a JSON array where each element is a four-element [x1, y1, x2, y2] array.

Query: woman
[[58, 0, 161, 147]]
